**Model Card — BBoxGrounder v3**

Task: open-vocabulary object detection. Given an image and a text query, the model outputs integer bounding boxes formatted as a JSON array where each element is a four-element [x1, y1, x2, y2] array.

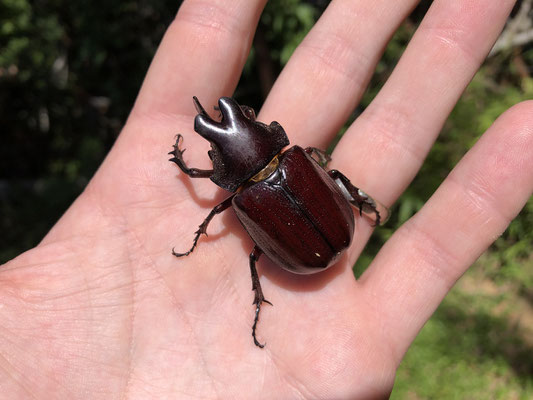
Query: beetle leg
[[249, 246, 272, 348], [172, 195, 235, 257], [168, 134, 213, 178], [305, 147, 331, 168], [328, 170, 389, 226]]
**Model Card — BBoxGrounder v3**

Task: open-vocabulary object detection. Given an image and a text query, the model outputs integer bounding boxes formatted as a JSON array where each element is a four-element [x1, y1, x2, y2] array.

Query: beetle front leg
[[328, 170, 389, 226], [249, 246, 272, 348], [168, 134, 213, 178], [172, 195, 235, 257]]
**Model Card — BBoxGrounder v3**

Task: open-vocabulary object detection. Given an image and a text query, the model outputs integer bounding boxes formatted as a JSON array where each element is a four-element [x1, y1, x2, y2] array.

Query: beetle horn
[[191, 96, 290, 192], [194, 114, 226, 141], [217, 97, 245, 126], [193, 97, 226, 142], [192, 96, 209, 117]]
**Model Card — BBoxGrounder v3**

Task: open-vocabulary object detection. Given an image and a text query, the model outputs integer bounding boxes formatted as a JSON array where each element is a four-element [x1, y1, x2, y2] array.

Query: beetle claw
[[252, 302, 269, 348], [172, 230, 202, 258], [171, 246, 191, 257], [169, 134, 213, 178], [372, 210, 381, 227], [169, 136, 187, 166]]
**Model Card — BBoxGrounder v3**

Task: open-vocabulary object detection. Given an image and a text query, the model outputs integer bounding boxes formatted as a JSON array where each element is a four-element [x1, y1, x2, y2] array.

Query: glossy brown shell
[[233, 146, 355, 273], [194, 97, 289, 192]]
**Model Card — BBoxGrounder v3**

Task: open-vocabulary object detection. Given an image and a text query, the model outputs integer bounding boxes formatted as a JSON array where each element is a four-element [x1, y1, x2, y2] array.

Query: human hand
[[2, 0, 532, 399]]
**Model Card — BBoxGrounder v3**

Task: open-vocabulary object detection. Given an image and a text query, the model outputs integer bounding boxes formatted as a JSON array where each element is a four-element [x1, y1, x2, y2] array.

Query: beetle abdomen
[[233, 146, 354, 274]]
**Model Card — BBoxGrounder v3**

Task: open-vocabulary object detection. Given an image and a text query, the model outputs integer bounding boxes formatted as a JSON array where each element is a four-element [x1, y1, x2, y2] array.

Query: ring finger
[[333, 0, 516, 207]]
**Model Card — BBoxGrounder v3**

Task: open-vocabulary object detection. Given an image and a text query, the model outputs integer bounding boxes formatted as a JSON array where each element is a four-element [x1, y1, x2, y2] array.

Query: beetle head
[[193, 97, 290, 192]]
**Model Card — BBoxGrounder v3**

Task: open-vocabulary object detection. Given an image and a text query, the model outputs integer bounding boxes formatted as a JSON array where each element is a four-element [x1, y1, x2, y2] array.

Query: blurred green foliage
[[1, 0, 532, 398], [1, 0, 177, 260], [392, 275, 533, 399], [260, 0, 316, 65]]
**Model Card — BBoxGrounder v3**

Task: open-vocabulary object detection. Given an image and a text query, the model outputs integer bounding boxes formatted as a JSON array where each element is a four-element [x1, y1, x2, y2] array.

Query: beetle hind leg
[[305, 146, 331, 168], [328, 170, 389, 226], [249, 247, 272, 348], [168, 134, 213, 178], [172, 195, 235, 257]]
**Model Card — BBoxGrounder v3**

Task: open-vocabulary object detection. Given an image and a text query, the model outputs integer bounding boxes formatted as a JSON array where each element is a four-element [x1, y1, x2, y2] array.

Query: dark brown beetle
[[169, 97, 387, 347]]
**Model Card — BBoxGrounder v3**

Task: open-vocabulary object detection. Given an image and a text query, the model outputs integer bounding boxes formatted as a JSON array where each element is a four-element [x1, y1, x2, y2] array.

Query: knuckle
[[297, 30, 371, 86], [402, 219, 463, 286], [421, 24, 480, 65], [360, 102, 427, 166]]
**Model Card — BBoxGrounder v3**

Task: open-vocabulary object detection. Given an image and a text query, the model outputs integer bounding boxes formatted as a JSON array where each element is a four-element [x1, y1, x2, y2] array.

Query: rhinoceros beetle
[[169, 97, 388, 347]]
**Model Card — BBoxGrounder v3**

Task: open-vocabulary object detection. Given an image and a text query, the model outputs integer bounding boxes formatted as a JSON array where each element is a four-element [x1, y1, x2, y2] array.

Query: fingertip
[[495, 100, 533, 141], [470, 99, 533, 183]]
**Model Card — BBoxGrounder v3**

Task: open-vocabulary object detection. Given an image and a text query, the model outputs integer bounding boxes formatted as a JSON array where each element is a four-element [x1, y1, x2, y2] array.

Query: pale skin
[[1, 0, 532, 398]]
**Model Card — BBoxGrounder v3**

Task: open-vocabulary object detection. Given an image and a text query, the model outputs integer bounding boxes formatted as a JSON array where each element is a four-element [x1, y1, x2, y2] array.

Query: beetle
[[169, 97, 387, 347]]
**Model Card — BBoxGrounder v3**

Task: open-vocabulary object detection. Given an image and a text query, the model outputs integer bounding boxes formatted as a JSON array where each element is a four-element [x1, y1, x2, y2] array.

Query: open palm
[[2, 0, 532, 399]]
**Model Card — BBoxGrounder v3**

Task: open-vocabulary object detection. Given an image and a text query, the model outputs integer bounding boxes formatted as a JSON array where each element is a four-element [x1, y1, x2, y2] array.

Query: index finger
[[134, 0, 266, 118]]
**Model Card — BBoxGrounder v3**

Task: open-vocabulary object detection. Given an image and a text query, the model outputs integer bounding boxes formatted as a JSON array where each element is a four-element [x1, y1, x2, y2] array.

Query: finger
[[332, 0, 516, 206], [42, 1, 267, 247], [134, 0, 266, 117], [259, 0, 419, 148], [360, 101, 533, 363]]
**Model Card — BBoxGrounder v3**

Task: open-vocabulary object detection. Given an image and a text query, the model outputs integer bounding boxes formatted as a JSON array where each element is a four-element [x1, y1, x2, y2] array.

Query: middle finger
[[260, 0, 420, 148]]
